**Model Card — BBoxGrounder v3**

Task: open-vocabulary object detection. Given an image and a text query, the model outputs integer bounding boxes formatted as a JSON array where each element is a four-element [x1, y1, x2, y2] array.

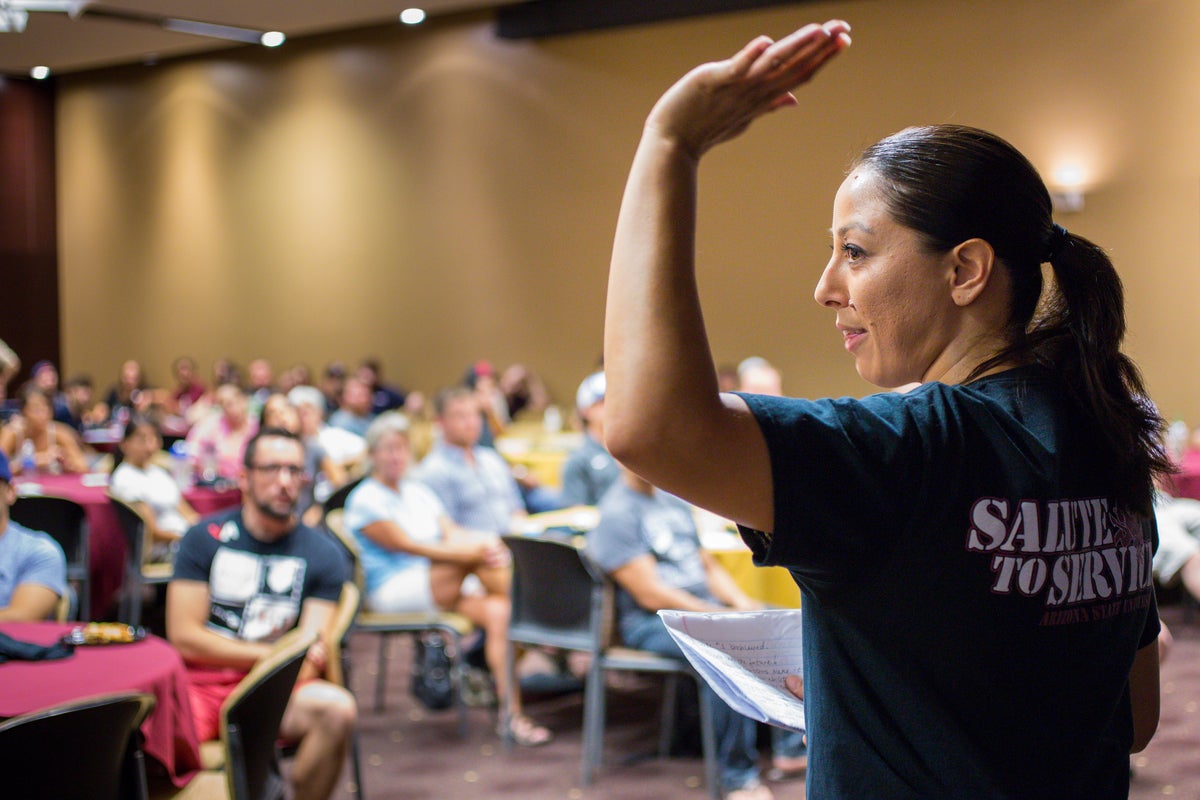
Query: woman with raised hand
[[604, 20, 1164, 799]]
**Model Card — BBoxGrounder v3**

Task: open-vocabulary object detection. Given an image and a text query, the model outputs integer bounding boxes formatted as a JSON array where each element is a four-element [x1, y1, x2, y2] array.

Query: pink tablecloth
[[1168, 450, 1200, 501], [0, 621, 202, 786], [12, 473, 240, 617]]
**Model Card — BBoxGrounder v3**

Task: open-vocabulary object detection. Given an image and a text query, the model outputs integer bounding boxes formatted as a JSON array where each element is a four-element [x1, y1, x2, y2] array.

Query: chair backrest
[[0, 690, 155, 800], [323, 508, 367, 592], [109, 493, 151, 570], [10, 494, 90, 619], [321, 476, 365, 521], [502, 533, 609, 653], [325, 581, 360, 688], [221, 627, 315, 800]]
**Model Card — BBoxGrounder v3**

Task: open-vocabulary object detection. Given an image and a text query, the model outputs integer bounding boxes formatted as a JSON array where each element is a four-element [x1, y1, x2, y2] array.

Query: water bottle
[[542, 405, 562, 434], [170, 440, 193, 489], [19, 438, 36, 475], [1167, 420, 1189, 462]]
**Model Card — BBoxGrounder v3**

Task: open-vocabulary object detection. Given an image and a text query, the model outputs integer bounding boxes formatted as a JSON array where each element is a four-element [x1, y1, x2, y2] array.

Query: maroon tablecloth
[[12, 473, 240, 617], [0, 621, 202, 786], [1168, 450, 1200, 501]]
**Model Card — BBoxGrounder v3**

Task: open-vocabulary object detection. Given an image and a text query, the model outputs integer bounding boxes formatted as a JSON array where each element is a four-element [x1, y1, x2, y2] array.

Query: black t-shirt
[[173, 509, 349, 643], [739, 366, 1159, 799]]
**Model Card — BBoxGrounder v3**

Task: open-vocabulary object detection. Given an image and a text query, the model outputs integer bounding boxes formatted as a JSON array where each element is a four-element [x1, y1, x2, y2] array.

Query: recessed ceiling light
[[30, 65, 50, 80], [260, 30, 286, 47], [399, 8, 426, 25]]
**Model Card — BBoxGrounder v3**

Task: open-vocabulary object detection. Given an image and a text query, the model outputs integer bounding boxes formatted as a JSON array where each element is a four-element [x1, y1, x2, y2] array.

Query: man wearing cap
[[0, 454, 68, 621], [560, 371, 620, 507]]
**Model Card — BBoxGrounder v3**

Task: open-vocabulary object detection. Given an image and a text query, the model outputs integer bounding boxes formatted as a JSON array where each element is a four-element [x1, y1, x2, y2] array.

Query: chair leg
[[581, 660, 606, 785], [374, 634, 390, 714], [450, 632, 468, 739], [658, 673, 679, 758], [348, 726, 366, 799], [500, 637, 517, 750], [696, 682, 720, 800]]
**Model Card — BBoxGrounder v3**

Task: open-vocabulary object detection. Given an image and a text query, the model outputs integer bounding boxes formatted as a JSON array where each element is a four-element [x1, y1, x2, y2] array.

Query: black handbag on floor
[[411, 632, 454, 710]]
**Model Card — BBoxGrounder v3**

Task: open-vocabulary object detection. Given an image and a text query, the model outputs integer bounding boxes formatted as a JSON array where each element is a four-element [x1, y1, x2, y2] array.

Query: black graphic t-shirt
[[738, 365, 1159, 800], [174, 509, 348, 644]]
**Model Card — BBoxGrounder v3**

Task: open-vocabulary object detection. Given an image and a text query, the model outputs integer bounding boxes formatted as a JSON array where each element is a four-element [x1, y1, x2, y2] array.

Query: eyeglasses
[[248, 463, 310, 481]]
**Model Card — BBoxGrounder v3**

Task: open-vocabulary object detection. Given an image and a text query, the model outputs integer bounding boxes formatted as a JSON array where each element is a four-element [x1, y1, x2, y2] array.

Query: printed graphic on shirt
[[208, 546, 306, 642], [965, 496, 1153, 625]]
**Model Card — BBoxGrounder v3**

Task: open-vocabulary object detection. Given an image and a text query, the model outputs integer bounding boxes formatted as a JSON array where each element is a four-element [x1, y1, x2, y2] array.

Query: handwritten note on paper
[[658, 608, 805, 732]]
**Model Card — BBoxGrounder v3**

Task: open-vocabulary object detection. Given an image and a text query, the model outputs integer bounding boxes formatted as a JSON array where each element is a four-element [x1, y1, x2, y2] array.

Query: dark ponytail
[[856, 125, 1171, 513]]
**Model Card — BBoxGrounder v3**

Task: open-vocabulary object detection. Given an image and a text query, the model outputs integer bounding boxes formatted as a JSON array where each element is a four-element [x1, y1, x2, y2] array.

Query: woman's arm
[[603, 22, 850, 533], [1129, 638, 1160, 752], [54, 424, 89, 474], [358, 518, 492, 567]]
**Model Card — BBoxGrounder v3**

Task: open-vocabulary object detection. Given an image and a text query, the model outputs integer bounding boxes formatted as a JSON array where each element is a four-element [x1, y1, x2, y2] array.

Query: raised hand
[[645, 20, 851, 160]]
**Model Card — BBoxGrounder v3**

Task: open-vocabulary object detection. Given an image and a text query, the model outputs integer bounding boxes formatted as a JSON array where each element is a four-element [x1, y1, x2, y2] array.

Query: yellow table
[[710, 547, 801, 609]]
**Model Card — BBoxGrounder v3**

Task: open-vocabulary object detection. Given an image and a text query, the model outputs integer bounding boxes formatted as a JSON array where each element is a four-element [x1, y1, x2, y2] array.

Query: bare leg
[[279, 681, 357, 800], [1179, 552, 1200, 603], [430, 562, 470, 610]]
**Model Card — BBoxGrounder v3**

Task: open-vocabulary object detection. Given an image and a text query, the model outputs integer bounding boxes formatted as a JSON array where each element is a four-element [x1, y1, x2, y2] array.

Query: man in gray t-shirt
[[586, 466, 781, 800], [0, 454, 67, 621]]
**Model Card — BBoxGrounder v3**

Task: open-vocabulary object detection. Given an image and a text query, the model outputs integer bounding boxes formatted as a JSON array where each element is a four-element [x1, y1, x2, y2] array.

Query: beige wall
[[57, 0, 1200, 423]]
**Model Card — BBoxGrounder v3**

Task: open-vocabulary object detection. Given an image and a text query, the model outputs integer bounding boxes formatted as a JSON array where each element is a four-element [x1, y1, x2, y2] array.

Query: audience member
[[413, 387, 525, 535], [260, 393, 344, 526], [499, 363, 550, 421], [736, 357, 784, 397], [560, 371, 619, 507], [102, 359, 153, 424], [328, 376, 375, 438], [62, 374, 101, 432], [0, 339, 18, 406], [168, 356, 207, 417], [1153, 487, 1200, 605], [247, 358, 275, 417], [319, 362, 347, 415], [211, 357, 242, 390], [167, 428, 355, 800], [345, 413, 551, 746], [0, 386, 89, 475], [184, 383, 257, 482], [110, 418, 199, 562], [0, 453, 67, 621], [462, 360, 509, 447], [586, 465, 781, 800], [357, 359, 406, 415], [29, 360, 72, 427], [288, 386, 366, 479]]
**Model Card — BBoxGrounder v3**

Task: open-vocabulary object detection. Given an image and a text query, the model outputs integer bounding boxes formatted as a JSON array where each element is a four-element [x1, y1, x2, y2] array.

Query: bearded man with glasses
[[167, 427, 356, 800]]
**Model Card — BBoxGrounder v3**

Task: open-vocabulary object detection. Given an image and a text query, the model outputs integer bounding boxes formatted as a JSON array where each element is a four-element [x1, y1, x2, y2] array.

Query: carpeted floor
[[325, 602, 1200, 800]]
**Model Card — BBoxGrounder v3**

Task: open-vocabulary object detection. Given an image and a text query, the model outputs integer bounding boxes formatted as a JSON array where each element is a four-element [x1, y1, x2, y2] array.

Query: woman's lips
[[839, 325, 866, 352]]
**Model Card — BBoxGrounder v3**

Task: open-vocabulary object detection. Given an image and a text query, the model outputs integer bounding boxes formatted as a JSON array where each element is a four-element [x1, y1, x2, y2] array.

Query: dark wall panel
[[0, 75, 59, 389]]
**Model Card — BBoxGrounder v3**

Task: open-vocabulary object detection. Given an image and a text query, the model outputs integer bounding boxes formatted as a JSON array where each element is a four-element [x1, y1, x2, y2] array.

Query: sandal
[[499, 713, 553, 747]]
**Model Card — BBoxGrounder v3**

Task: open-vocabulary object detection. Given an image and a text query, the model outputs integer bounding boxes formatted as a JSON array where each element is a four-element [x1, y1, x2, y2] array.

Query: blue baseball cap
[[0, 453, 11, 483]]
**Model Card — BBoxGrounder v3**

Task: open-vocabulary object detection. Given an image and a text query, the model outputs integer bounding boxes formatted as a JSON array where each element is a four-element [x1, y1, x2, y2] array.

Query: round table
[[1168, 449, 1200, 501], [0, 621, 202, 787], [12, 472, 241, 617]]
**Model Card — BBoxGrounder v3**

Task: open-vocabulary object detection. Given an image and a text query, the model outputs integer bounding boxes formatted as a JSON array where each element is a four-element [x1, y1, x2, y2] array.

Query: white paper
[[658, 608, 805, 732]]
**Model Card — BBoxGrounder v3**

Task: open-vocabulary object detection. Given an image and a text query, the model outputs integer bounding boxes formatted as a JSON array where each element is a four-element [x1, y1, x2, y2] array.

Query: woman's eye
[[841, 243, 864, 260]]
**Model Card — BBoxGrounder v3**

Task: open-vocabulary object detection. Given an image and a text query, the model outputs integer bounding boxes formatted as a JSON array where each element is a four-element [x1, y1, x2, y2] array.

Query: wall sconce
[[1049, 163, 1087, 214]]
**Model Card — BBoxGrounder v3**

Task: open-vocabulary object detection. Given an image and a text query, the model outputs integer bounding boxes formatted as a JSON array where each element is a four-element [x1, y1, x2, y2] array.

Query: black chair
[[501, 533, 718, 798], [321, 476, 365, 519], [278, 582, 367, 799], [110, 495, 173, 627], [203, 628, 316, 800], [0, 690, 156, 800], [11, 493, 91, 620]]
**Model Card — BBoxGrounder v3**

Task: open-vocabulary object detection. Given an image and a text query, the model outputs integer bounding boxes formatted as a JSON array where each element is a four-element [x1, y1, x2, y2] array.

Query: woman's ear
[[949, 238, 995, 306]]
